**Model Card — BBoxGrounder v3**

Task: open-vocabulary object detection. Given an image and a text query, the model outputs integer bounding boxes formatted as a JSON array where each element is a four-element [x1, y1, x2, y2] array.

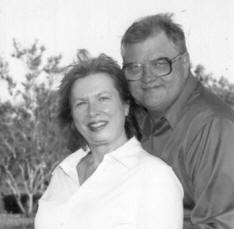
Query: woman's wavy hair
[[58, 50, 141, 150]]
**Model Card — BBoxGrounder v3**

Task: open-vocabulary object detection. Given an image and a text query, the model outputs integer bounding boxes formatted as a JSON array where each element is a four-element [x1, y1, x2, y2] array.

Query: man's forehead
[[122, 33, 178, 62]]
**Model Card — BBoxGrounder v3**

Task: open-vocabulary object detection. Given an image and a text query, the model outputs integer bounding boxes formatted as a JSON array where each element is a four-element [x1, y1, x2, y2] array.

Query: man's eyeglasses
[[122, 52, 187, 81]]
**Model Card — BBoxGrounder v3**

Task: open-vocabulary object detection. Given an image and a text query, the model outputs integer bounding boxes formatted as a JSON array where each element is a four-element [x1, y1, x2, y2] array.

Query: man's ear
[[124, 103, 130, 116], [182, 53, 190, 78]]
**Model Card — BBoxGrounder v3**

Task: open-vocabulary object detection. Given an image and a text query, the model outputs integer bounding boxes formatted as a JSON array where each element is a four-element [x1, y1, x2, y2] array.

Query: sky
[[0, 0, 234, 99]]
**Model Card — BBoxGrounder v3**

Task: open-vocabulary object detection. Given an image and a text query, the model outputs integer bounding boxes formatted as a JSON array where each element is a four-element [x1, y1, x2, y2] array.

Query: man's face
[[122, 32, 189, 113]]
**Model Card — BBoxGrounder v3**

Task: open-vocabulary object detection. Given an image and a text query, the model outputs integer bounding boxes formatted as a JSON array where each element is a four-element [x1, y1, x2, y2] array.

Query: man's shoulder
[[185, 82, 234, 122]]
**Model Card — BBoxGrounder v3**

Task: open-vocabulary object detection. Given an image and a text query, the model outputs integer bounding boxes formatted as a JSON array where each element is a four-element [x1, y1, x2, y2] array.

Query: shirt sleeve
[[137, 164, 184, 229], [188, 117, 234, 229]]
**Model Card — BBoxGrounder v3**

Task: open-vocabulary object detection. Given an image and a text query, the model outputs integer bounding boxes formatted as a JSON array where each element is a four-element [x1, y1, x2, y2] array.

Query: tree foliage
[[194, 64, 234, 109], [0, 40, 70, 216]]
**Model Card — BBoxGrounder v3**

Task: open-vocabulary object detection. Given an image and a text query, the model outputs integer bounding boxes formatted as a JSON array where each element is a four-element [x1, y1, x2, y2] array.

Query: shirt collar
[[104, 137, 142, 169], [58, 147, 89, 182], [142, 75, 198, 136], [58, 137, 142, 177]]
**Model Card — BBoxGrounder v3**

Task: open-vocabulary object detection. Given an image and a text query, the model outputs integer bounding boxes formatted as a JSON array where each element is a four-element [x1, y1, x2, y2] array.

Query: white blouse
[[35, 137, 183, 229]]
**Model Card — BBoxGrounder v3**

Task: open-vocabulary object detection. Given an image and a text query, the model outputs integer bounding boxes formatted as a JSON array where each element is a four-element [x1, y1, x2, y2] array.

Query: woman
[[35, 52, 183, 229]]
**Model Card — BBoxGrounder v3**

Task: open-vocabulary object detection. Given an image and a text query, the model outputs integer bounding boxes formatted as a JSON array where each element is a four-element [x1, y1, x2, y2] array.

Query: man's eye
[[151, 58, 169, 66], [99, 96, 110, 101], [130, 64, 141, 70], [126, 64, 141, 73]]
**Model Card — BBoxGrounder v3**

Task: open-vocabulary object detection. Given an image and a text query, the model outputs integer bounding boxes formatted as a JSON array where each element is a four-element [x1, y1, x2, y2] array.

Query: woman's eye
[[75, 101, 86, 107]]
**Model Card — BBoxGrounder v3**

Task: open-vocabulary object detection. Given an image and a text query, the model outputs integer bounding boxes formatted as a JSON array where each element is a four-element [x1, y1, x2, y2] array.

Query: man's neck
[[148, 109, 166, 122]]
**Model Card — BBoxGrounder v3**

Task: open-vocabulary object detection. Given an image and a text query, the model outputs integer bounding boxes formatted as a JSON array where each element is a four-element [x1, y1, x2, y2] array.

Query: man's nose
[[141, 64, 155, 83]]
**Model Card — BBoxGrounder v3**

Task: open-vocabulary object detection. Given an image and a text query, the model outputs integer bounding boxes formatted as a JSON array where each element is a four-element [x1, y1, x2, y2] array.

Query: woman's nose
[[87, 102, 100, 117]]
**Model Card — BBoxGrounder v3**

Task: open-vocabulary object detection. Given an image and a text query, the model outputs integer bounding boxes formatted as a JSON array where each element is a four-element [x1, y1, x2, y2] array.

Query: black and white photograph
[[0, 0, 234, 228]]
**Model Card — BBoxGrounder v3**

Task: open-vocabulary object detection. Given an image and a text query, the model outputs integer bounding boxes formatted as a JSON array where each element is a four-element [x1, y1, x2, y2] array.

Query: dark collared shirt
[[141, 76, 234, 229]]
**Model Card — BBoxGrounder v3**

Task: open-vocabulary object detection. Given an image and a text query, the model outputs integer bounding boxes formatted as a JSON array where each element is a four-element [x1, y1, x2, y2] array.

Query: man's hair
[[121, 13, 187, 54], [58, 51, 141, 149]]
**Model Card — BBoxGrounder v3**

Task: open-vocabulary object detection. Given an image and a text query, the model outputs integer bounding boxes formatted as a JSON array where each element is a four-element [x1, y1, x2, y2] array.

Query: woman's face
[[71, 73, 129, 150]]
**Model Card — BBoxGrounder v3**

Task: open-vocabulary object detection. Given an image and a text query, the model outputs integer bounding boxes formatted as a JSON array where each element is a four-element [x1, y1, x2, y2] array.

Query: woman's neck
[[77, 135, 128, 185], [89, 135, 128, 167]]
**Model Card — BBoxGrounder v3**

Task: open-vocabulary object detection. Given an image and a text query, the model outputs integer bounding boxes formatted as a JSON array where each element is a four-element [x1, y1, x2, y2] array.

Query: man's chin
[[141, 98, 164, 111]]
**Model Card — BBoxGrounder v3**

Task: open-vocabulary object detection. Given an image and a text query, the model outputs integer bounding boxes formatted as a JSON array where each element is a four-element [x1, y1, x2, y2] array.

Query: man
[[121, 13, 234, 229]]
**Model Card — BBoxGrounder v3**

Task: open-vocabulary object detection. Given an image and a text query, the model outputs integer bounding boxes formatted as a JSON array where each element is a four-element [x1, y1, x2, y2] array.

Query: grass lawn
[[0, 214, 34, 229]]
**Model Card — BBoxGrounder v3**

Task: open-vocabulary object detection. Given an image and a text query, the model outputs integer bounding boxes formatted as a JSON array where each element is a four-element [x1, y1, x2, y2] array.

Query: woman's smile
[[87, 120, 108, 132]]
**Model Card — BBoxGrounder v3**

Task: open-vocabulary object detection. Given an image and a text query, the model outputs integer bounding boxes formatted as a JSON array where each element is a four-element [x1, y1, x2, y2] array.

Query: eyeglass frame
[[122, 52, 187, 81]]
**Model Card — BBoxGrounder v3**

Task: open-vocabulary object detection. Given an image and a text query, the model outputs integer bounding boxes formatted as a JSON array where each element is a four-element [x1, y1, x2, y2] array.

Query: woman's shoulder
[[138, 148, 170, 170], [138, 148, 183, 190], [130, 137, 171, 170]]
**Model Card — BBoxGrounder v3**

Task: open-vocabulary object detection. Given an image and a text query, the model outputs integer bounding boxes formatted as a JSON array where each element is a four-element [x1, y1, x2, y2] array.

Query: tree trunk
[[27, 193, 34, 217], [15, 195, 26, 215]]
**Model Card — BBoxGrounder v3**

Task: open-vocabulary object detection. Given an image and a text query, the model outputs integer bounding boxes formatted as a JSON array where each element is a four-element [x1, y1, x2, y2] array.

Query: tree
[[0, 40, 70, 216], [194, 64, 234, 109]]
